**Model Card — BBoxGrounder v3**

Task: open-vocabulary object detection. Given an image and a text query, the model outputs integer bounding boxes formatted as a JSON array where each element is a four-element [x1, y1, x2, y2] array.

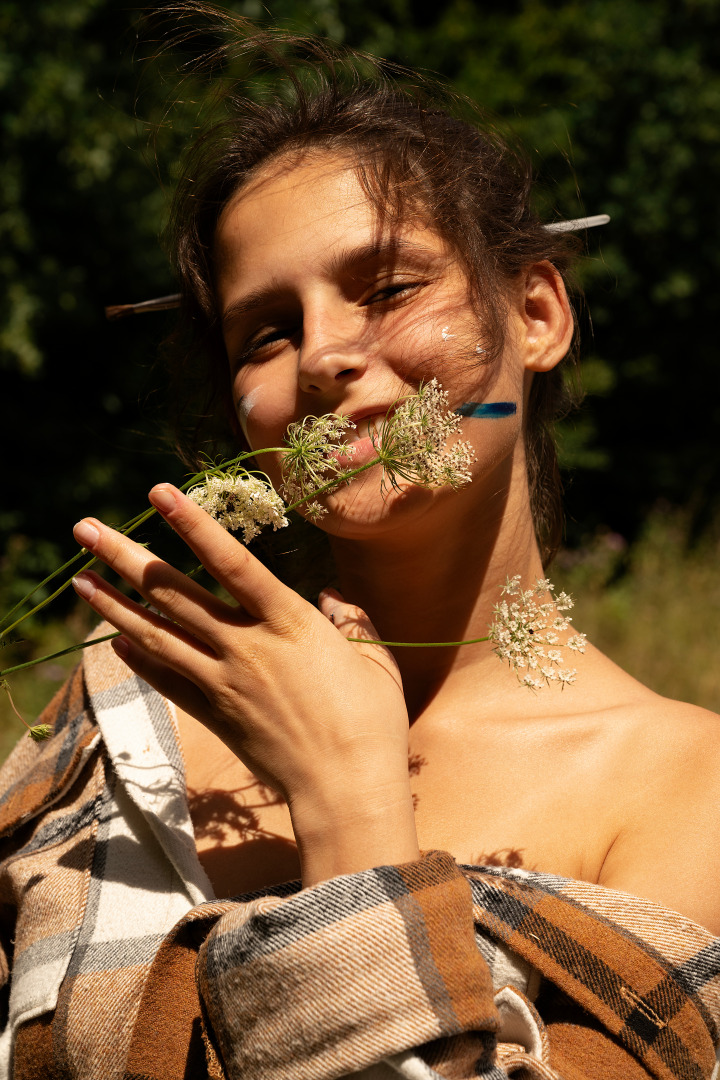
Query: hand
[[72, 484, 419, 883]]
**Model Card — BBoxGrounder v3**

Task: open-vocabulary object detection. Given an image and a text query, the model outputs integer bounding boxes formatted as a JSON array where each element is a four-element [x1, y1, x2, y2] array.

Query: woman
[[1, 23, 719, 1080]]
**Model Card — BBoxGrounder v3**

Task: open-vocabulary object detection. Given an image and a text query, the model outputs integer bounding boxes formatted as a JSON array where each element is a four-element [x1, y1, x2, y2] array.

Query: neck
[[328, 455, 546, 719]]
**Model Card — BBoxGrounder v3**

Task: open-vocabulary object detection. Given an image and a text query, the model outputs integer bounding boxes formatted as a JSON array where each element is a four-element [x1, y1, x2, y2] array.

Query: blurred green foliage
[[1, 0, 719, 649]]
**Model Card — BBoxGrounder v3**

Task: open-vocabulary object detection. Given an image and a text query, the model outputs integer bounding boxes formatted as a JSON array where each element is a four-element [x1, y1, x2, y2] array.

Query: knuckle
[[142, 618, 175, 662], [211, 543, 249, 583], [140, 559, 179, 606]]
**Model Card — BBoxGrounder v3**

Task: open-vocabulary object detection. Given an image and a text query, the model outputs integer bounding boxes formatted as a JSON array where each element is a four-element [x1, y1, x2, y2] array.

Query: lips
[[343, 415, 384, 446], [330, 408, 392, 466], [341, 403, 399, 446]]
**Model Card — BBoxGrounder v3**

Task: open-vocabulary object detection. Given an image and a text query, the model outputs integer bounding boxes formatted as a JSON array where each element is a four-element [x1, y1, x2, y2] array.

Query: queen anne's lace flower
[[281, 413, 356, 518], [280, 379, 475, 516], [187, 473, 289, 543], [376, 379, 476, 491], [489, 575, 586, 689], [28, 724, 53, 742]]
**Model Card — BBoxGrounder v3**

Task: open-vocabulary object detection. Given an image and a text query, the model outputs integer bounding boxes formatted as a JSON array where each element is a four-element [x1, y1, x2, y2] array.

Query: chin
[[308, 473, 446, 540]]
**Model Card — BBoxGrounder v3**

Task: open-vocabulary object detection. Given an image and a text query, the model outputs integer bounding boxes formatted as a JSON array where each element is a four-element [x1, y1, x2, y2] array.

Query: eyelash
[[233, 280, 424, 366], [365, 281, 421, 304], [235, 327, 295, 366]]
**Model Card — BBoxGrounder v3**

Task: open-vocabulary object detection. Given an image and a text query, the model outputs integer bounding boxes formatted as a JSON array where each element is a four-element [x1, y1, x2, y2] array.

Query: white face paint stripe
[[237, 384, 265, 431]]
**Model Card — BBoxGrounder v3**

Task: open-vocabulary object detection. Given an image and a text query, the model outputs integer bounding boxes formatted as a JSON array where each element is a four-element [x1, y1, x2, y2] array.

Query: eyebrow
[[221, 281, 291, 329], [326, 237, 445, 277], [220, 237, 445, 329]]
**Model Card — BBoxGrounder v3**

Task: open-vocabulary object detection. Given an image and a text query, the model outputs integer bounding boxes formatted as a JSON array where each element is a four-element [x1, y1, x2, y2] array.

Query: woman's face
[[214, 152, 528, 536]]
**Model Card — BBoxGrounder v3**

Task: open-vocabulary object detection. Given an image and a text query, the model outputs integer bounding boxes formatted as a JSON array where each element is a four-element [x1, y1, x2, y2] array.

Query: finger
[[111, 635, 212, 725], [319, 587, 381, 639], [318, 587, 346, 627], [72, 569, 215, 677], [72, 517, 235, 644], [318, 588, 402, 682], [147, 484, 297, 621]]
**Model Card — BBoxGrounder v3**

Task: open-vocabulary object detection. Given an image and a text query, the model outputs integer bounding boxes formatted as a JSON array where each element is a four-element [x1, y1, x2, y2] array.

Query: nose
[[297, 311, 368, 395]]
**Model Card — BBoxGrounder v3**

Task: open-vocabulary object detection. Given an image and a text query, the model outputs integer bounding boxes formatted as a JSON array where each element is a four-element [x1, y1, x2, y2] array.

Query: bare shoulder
[[592, 661, 720, 933]]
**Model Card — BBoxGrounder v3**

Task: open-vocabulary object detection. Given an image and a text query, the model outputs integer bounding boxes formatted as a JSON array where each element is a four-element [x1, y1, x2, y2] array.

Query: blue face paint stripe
[[454, 402, 517, 418]]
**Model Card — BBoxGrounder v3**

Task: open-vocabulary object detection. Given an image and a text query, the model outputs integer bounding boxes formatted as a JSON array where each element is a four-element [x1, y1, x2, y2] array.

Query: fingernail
[[149, 485, 176, 514], [72, 573, 97, 600], [73, 520, 100, 549]]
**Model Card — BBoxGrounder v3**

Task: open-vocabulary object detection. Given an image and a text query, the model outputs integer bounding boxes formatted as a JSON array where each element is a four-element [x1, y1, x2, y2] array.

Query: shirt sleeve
[[196, 850, 504, 1080], [125, 851, 719, 1080]]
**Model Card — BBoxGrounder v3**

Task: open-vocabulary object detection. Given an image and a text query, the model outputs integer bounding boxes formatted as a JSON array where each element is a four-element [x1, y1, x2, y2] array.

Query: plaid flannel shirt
[[0, 627, 719, 1080]]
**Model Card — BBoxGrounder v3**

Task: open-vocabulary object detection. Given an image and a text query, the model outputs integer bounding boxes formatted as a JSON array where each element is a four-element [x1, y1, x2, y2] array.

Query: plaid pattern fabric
[[0, 630, 214, 1079], [0, 626, 717, 1079]]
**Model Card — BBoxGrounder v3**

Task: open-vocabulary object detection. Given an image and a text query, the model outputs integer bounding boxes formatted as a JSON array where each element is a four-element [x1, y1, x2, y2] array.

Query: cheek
[[233, 374, 295, 454], [235, 383, 265, 439]]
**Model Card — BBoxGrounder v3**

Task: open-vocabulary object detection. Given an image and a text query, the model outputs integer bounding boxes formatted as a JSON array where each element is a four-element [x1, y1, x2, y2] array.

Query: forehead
[[213, 152, 449, 285], [216, 153, 365, 251]]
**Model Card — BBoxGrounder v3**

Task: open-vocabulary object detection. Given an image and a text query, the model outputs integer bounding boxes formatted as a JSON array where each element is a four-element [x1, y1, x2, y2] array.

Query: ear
[[516, 262, 574, 373]]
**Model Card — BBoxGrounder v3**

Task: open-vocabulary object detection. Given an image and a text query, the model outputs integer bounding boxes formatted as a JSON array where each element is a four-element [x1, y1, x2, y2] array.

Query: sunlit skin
[[72, 153, 720, 931]]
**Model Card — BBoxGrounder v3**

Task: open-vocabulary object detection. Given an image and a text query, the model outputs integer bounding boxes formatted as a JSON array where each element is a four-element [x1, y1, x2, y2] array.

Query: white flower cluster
[[281, 413, 357, 519], [489, 575, 587, 689], [378, 379, 476, 490], [187, 473, 289, 544], [280, 380, 474, 519]]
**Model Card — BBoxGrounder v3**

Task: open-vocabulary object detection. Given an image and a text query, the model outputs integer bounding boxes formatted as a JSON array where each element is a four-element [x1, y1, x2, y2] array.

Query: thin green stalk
[[0, 549, 96, 633], [0, 554, 101, 641], [347, 636, 490, 647], [284, 456, 383, 514], [0, 447, 284, 640], [0, 506, 158, 642], [0, 509, 156, 640], [0, 632, 121, 677]]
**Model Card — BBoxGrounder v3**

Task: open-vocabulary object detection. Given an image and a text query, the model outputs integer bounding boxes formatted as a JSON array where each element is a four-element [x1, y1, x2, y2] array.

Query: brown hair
[[161, 9, 581, 564]]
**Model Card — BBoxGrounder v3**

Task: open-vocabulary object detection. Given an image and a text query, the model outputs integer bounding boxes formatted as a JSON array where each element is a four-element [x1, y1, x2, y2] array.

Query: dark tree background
[[2, 0, 720, 620]]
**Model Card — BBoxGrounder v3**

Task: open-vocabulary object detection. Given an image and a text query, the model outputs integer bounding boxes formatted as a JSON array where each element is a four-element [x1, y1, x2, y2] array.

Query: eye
[[365, 281, 422, 305], [234, 325, 297, 367]]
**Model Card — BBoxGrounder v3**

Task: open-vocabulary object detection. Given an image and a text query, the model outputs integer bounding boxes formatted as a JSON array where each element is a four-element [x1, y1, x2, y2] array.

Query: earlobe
[[520, 263, 574, 373]]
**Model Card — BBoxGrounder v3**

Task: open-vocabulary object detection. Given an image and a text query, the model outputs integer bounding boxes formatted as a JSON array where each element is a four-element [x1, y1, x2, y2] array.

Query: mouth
[[342, 414, 384, 446], [329, 408, 393, 467], [341, 404, 399, 447]]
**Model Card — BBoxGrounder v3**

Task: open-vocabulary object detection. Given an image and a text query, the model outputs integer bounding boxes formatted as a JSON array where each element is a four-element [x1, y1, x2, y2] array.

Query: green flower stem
[[346, 636, 490, 647], [0, 554, 101, 642], [0, 507, 156, 642], [0, 508, 157, 638], [0, 448, 286, 642], [0, 549, 93, 633], [284, 455, 383, 514], [0, 632, 121, 678]]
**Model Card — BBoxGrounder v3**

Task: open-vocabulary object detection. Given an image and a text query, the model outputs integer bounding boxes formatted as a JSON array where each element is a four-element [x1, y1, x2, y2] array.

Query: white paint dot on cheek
[[236, 384, 265, 438]]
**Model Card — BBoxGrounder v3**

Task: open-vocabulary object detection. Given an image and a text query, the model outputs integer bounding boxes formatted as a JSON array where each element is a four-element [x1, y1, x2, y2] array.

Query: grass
[[551, 508, 720, 713], [1, 507, 718, 763], [0, 605, 96, 764]]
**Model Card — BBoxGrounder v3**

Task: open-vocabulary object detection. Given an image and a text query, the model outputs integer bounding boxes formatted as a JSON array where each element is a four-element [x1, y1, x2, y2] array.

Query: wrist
[[288, 776, 420, 887]]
